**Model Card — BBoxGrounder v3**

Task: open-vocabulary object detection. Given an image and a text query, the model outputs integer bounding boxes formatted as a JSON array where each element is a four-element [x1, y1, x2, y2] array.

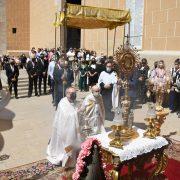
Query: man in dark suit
[[19, 54, 27, 69], [96, 57, 106, 77], [26, 58, 38, 97], [53, 60, 74, 108], [37, 54, 48, 96], [137, 58, 149, 104], [5, 59, 19, 98], [62, 61, 74, 92]]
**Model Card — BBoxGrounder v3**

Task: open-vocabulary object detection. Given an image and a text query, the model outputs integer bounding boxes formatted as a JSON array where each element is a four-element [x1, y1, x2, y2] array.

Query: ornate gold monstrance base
[[108, 125, 139, 142]]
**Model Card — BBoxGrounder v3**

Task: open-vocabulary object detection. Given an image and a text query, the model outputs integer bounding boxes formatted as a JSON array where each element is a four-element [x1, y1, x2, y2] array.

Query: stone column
[[0, 0, 7, 55]]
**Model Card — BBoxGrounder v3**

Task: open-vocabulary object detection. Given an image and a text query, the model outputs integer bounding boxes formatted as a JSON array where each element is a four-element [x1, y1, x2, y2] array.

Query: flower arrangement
[[72, 138, 111, 180]]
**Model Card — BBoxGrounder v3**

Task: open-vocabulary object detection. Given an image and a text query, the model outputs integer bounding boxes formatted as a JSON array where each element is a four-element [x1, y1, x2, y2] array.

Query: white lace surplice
[[47, 97, 81, 166], [91, 128, 168, 162]]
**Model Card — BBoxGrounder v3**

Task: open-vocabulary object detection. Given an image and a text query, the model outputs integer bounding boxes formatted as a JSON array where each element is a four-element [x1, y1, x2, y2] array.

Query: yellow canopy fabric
[[55, 3, 131, 29]]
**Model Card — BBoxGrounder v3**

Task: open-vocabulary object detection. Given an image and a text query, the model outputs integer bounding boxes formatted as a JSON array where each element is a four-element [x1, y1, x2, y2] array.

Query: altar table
[[92, 127, 168, 179]]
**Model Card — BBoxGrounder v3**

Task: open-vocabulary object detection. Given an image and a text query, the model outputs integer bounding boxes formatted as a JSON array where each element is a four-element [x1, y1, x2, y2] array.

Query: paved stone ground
[[0, 91, 179, 171]]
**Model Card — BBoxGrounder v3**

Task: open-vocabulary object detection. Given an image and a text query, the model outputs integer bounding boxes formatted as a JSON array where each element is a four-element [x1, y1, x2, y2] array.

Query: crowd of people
[[45, 55, 180, 168], [0, 47, 180, 119], [0, 47, 180, 168]]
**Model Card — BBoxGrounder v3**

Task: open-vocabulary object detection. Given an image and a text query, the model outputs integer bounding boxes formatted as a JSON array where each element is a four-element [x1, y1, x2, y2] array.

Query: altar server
[[98, 62, 117, 121], [47, 87, 81, 167], [79, 85, 105, 134]]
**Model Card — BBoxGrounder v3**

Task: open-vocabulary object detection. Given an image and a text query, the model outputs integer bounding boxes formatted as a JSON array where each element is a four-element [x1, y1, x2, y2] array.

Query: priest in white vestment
[[79, 85, 105, 134], [47, 87, 81, 167]]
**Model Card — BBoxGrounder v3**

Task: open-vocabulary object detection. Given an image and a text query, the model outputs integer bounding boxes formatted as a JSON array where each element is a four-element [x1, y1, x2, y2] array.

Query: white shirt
[[26, 58, 30, 63], [98, 71, 117, 86], [86, 54, 90, 61], [48, 61, 55, 79], [77, 51, 84, 58], [10, 65, 14, 72], [66, 51, 75, 61]]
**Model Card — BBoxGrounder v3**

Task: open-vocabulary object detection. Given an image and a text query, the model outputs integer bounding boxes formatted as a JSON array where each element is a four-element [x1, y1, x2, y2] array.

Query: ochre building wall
[[81, 0, 125, 55], [30, 0, 60, 49], [0, 0, 7, 55], [6, 0, 30, 53], [3, 0, 180, 57], [143, 0, 180, 51]]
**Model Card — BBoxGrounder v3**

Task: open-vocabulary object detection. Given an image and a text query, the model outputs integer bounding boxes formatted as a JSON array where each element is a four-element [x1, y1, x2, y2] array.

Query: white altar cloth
[[91, 128, 168, 162]]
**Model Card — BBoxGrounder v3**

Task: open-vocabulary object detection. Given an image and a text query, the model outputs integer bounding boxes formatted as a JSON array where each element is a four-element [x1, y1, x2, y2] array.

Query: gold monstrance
[[108, 37, 139, 148], [144, 69, 170, 138]]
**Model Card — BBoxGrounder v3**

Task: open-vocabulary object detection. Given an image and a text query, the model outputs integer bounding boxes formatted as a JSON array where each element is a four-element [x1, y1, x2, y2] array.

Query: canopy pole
[[128, 22, 130, 42], [113, 27, 117, 55], [107, 28, 108, 57], [59, 24, 61, 50], [63, 0, 67, 52], [55, 12, 57, 51], [59, 0, 65, 52], [123, 25, 125, 47]]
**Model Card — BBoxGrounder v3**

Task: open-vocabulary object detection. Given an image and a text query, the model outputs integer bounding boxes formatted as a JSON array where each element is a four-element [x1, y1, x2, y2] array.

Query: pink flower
[[81, 139, 93, 150], [72, 138, 102, 180], [76, 162, 84, 170], [102, 163, 107, 169], [78, 149, 90, 158], [72, 172, 80, 180]]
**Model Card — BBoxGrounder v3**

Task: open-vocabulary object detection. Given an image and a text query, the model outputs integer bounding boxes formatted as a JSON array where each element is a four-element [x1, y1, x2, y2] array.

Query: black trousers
[[48, 75, 51, 89], [28, 76, 38, 96], [101, 88, 114, 121], [8, 79, 18, 97], [0, 79, 2, 90], [37, 74, 47, 95], [137, 81, 147, 103], [50, 78, 55, 102], [174, 91, 180, 112]]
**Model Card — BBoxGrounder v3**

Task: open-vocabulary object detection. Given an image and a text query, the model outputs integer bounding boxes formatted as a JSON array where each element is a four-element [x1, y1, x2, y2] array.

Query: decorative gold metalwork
[[144, 117, 157, 139], [111, 170, 119, 180], [114, 38, 139, 77], [109, 125, 123, 149], [151, 152, 168, 177], [108, 38, 140, 148], [155, 109, 169, 136], [100, 147, 118, 165], [100, 145, 167, 179], [108, 126, 139, 141], [146, 76, 171, 111], [100, 147, 121, 179], [144, 109, 169, 138]]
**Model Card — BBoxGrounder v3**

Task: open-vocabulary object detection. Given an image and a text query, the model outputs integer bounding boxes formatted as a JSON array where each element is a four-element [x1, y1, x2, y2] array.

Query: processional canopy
[[54, 3, 131, 29]]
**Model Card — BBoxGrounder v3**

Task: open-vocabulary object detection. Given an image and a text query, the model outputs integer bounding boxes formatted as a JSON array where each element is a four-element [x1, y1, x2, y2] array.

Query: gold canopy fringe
[[54, 3, 131, 29]]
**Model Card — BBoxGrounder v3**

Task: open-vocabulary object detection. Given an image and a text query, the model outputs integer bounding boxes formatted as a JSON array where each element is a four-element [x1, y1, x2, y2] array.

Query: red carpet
[[104, 158, 180, 179], [164, 158, 180, 180]]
